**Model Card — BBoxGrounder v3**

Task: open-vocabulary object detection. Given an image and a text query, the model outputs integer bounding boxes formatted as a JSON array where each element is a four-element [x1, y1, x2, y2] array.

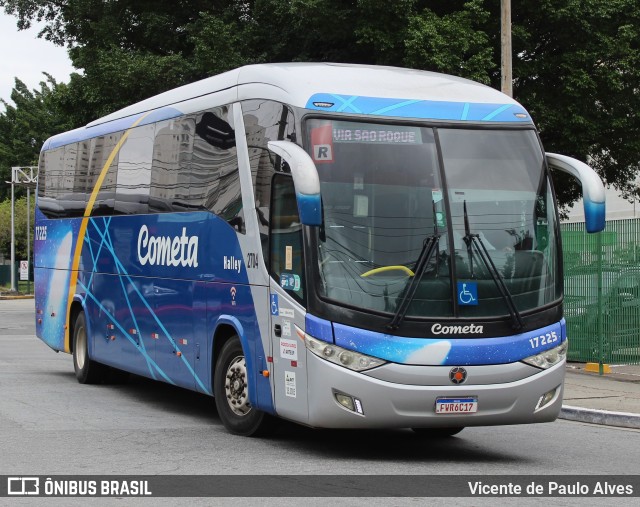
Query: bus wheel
[[72, 312, 106, 384], [411, 427, 464, 437], [214, 336, 273, 437]]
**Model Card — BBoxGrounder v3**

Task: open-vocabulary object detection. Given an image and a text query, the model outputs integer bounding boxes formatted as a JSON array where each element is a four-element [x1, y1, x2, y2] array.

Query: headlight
[[299, 329, 386, 371], [522, 340, 568, 369]]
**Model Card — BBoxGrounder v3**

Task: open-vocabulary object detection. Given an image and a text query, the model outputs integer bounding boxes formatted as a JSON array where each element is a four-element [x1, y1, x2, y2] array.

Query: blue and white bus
[[34, 63, 605, 436]]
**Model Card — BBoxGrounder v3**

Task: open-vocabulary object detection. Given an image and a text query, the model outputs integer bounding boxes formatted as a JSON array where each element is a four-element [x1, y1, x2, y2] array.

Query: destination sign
[[331, 121, 422, 145]]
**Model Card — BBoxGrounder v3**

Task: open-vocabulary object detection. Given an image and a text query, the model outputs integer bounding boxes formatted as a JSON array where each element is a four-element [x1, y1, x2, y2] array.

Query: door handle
[[274, 324, 282, 337]]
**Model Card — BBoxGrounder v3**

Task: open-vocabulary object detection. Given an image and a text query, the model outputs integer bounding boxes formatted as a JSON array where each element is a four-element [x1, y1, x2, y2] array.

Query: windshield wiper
[[463, 201, 524, 331], [388, 203, 442, 330]]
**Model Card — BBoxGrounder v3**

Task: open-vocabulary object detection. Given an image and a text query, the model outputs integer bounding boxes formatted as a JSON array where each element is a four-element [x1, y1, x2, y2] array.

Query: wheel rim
[[76, 324, 86, 370], [225, 355, 252, 416]]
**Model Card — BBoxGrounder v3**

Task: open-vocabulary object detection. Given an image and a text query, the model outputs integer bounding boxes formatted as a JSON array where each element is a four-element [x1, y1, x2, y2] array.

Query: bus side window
[[190, 107, 244, 231], [150, 118, 193, 213], [115, 124, 154, 215], [270, 174, 305, 305], [89, 132, 122, 216], [242, 99, 297, 263], [38, 147, 64, 218], [37, 140, 91, 219]]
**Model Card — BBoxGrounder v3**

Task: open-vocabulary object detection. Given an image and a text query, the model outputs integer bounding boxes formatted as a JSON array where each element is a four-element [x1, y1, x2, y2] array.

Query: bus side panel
[[206, 270, 274, 412], [89, 271, 160, 380], [193, 282, 210, 394], [33, 209, 80, 351], [80, 211, 262, 394], [153, 276, 198, 390]]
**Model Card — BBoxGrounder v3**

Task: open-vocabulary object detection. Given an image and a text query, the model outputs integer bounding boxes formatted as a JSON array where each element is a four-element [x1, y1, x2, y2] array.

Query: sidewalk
[[560, 362, 640, 429]]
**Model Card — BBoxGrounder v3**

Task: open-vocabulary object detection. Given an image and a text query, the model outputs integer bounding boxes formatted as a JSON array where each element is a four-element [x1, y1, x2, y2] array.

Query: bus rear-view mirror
[[546, 153, 606, 233], [267, 140, 322, 226]]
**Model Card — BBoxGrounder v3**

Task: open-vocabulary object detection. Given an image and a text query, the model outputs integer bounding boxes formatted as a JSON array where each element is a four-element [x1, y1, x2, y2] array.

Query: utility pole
[[501, 0, 513, 97]]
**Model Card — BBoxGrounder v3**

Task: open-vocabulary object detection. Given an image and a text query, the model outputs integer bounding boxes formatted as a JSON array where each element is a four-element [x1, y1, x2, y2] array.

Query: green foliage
[[0, 75, 74, 200], [510, 0, 640, 205], [404, 0, 494, 83], [0, 196, 35, 261]]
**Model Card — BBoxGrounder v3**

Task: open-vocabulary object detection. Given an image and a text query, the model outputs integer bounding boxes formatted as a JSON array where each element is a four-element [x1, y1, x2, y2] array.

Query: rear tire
[[72, 312, 106, 384], [411, 427, 464, 437], [214, 336, 274, 437]]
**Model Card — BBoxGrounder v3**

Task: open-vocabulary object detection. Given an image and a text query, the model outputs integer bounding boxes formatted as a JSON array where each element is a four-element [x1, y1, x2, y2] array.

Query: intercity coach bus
[[34, 63, 605, 436]]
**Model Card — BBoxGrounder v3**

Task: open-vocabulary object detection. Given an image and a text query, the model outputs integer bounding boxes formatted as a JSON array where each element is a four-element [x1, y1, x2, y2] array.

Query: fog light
[[535, 386, 558, 411], [333, 391, 364, 415], [335, 393, 355, 411]]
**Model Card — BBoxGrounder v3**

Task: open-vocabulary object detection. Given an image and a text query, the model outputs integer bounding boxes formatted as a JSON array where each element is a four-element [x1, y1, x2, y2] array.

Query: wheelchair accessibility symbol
[[270, 294, 279, 316], [457, 282, 478, 306]]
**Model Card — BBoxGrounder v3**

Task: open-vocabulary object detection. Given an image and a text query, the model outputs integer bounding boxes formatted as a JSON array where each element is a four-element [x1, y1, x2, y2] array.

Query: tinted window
[[270, 174, 305, 304], [189, 107, 243, 229], [149, 107, 242, 229], [89, 132, 122, 216], [115, 123, 154, 215], [150, 118, 193, 212], [37, 147, 65, 218], [242, 100, 296, 259]]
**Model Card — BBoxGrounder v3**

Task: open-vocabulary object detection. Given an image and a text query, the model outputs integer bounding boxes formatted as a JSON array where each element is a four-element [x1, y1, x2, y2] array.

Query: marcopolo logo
[[137, 225, 199, 268]]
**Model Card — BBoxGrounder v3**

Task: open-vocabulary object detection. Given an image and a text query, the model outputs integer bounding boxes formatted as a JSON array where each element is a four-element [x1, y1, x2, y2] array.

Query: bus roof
[[43, 63, 532, 150]]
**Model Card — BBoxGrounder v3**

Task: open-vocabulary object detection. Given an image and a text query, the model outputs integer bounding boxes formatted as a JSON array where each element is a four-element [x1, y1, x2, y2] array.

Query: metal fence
[[561, 219, 640, 365]]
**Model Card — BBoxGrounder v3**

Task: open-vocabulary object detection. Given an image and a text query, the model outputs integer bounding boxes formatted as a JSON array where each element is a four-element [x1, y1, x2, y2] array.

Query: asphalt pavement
[[2, 293, 639, 429]]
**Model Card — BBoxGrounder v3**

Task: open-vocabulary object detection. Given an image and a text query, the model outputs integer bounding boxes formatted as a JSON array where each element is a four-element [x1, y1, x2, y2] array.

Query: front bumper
[[305, 353, 565, 429]]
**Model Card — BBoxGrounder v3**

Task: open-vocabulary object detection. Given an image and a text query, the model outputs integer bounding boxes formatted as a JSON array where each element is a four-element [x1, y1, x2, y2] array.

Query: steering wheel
[[360, 265, 415, 278]]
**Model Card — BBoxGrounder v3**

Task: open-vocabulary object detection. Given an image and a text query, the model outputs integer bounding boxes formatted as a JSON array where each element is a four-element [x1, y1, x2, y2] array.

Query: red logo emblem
[[449, 367, 467, 384]]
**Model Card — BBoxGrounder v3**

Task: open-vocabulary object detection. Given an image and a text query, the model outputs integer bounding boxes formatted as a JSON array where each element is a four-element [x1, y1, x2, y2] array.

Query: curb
[[560, 405, 640, 429], [0, 295, 34, 300]]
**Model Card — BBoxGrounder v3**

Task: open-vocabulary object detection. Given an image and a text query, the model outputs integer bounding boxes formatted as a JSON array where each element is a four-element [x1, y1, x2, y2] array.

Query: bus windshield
[[306, 119, 560, 320]]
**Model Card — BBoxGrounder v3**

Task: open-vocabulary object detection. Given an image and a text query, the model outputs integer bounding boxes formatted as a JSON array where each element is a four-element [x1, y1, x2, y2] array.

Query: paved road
[[1, 299, 638, 504]]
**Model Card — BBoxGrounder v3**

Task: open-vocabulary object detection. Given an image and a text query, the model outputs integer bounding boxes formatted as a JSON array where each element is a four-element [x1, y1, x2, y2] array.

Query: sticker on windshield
[[285, 245, 293, 270], [311, 125, 334, 164], [457, 282, 478, 306], [281, 273, 302, 292]]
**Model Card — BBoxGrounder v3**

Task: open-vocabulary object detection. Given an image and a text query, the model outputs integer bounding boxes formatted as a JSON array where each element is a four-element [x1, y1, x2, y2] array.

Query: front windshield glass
[[438, 128, 560, 318], [305, 119, 560, 320]]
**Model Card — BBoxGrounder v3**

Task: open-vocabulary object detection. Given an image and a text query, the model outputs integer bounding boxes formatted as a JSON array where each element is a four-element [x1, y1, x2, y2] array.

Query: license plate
[[435, 397, 478, 414]]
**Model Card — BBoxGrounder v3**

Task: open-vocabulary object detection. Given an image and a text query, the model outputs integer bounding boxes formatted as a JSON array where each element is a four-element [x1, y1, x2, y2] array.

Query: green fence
[[562, 219, 640, 365]]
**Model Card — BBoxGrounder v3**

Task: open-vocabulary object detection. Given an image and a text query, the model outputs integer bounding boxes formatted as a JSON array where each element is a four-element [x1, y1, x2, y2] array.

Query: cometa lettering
[[431, 323, 484, 335], [137, 225, 199, 268]]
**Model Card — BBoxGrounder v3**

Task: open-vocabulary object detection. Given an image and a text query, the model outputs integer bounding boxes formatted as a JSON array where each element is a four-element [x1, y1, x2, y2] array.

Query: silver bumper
[[305, 353, 565, 429]]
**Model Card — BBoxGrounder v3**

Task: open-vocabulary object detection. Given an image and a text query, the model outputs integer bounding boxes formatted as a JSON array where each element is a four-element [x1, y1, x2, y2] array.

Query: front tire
[[72, 312, 106, 384], [214, 336, 273, 436]]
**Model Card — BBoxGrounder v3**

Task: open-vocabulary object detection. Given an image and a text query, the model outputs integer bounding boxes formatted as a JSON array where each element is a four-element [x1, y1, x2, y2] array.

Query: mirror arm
[[268, 140, 322, 226], [546, 153, 606, 233]]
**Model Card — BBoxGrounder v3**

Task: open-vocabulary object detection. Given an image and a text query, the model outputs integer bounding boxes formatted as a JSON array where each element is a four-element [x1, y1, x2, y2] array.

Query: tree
[[509, 0, 640, 206], [0, 75, 74, 201], [0, 195, 35, 261]]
